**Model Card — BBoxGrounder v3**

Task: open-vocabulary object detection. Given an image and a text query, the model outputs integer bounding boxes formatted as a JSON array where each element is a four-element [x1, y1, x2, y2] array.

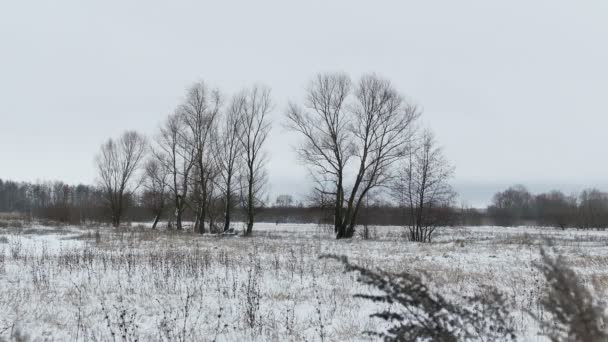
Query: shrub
[[322, 254, 516, 341], [534, 249, 608, 342]]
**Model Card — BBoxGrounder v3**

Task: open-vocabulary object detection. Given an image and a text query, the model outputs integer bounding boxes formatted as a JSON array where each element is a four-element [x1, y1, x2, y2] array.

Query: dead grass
[[0, 224, 607, 340]]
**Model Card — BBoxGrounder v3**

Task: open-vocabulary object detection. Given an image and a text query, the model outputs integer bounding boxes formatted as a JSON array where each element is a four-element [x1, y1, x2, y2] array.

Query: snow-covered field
[[1, 221, 608, 341]]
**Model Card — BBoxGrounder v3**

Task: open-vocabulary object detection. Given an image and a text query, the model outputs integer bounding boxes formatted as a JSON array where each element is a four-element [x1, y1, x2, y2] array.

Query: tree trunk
[[246, 220, 253, 236], [345, 222, 356, 238], [198, 186, 207, 234], [151, 213, 161, 229], [110, 197, 119, 228], [336, 224, 345, 239], [175, 205, 183, 230], [176, 212, 182, 230], [223, 191, 231, 233], [336, 221, 354, 239], [334, 207, 340, 234], [223, 208, 230, 232], [334, 180, 343, 234], [193, 213, 200, 233], [209, 212, 216, 233], [196, 206, 206, 234], [245, 176, 254, 236], [112, 206, 121, 228], [245, 206, 253, 235], [115, 192, 124, 228]]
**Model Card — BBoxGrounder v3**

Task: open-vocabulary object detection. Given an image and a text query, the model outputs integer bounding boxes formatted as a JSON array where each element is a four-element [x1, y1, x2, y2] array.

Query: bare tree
[[238, 86, 272, 236], [286, 72, 419, 239], [215, 94, 245, 233], [487, 185, 534, 226], [275, 194, 294, 207], [577, 188, 608, 229], [181, 81, 221, 234], [142, 158, 169, 229], [535, 191, 577, 229], [392, 130, 455, 243], [154, 113, 196, 230], [95, 131, 147, 227]]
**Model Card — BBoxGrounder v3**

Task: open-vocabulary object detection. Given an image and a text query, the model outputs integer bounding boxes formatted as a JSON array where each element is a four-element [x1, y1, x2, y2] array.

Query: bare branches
[[154, 111, 196, 230], [149, 81, 272, 233], [95, 131, 147, 227], [215, 93, 246, 232], [392, 130, 455, 242], [181, 81, 221, 165], [322, 254, 516, 341], [150, 82, 224, 231], [286, 72, 419, 239], [142, 158, 169, 229], [238, 85, 272, 235], [286, 73, 352, 178], [344, 75, 421, 236], [180, 81, 222, 234]]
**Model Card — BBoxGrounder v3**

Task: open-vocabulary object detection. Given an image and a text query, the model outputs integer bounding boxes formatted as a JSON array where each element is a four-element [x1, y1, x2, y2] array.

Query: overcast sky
[[1, 0, 607, 207]]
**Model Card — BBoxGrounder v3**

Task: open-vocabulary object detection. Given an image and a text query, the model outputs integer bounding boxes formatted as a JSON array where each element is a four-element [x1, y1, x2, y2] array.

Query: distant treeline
[[0, 178, 104, 222], [0, 178, 462, 227], [0, 178, 444, 225], [486, 184, 608, 229], [1, 178, 607, 229]]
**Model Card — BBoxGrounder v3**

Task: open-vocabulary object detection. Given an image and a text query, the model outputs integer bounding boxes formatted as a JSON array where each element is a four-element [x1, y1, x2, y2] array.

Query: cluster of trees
[[0, 179, 106, 223], [0, 177, 457, 230], [286, 72, 455, 241], [1, 72, 458, 242], [7, 76, 608, 240], [487, 185, 608, 229], [96, 82, 272, 235], [94, 73, 456, 241]]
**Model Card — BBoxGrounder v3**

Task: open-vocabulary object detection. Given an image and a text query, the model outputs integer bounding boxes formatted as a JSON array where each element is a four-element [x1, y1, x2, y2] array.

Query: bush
[[323, 250, 608, 342], [533, 249, 608, 342], [322, 254, 516, 341]]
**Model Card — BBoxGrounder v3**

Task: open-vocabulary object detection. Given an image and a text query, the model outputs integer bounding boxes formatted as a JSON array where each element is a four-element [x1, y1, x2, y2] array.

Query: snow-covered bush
[[323, 254, 516, 341]]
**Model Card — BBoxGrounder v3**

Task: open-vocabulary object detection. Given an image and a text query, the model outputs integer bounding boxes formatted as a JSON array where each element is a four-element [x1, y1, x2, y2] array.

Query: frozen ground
[[1, 221, 608, 341]]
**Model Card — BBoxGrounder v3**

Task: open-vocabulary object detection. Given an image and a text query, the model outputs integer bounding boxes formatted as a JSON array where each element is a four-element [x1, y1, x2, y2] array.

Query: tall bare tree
[[95, 131, 147, 227], [154, 112, 196, 230], [181, 81, 221, 234], [215, 94, 245, 233], [238, 86, 272, 236], [287, 72, 419, 239], [392, 130, 455, 242]]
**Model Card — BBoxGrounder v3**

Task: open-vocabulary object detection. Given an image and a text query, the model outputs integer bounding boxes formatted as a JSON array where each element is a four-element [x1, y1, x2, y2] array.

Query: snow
[[0, 222, 606, 341]]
